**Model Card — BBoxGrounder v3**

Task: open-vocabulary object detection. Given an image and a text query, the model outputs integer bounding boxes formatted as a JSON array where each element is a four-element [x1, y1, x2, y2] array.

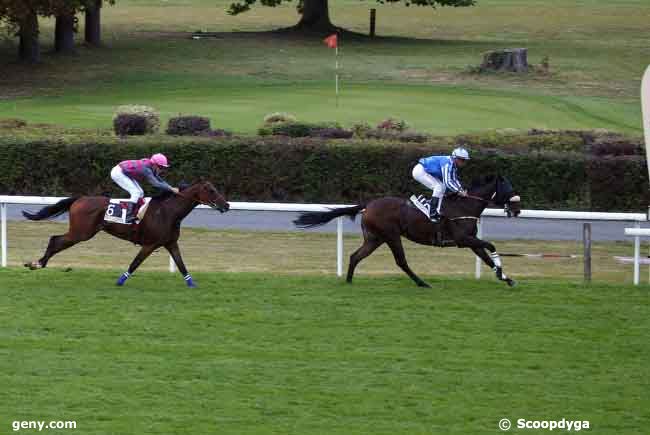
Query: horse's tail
[[294, 204, 365, 229], [22, 197, 79, 221]]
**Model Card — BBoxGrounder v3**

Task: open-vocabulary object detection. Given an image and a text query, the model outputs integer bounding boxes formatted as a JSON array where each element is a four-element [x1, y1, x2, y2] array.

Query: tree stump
[[481, 48, 529, 73]]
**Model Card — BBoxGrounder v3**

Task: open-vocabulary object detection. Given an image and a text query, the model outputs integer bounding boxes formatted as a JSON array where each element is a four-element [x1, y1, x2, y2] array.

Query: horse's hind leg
[[347, 233, 383, 283], [27, 203, 103, 270], [386, 237, 430, 288], [28, 228, 100, 269]]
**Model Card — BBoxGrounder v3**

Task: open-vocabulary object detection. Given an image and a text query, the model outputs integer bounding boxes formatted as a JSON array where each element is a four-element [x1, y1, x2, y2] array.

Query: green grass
[[1, 0, 648, 134], [1, 80, 641, 135], [0, 269, 648, 434]]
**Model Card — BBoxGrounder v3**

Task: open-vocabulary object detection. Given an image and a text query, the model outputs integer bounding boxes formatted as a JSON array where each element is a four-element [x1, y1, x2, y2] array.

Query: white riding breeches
[[412, 164, 446, 198], [111, 166, 144, 203], [412, 163, 445, 213]]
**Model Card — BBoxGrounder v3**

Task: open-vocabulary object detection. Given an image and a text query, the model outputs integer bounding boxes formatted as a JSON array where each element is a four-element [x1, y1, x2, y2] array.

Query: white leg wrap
[[490, 252, 502, 268]]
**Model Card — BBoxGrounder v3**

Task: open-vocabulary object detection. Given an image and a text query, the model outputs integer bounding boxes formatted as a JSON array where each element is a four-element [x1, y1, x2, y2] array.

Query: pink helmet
[[150, 153, 169, 167]]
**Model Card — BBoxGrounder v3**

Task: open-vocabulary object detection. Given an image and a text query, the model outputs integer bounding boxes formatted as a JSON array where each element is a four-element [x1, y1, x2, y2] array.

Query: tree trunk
[[480, 48, 529, 73], [55, 12, 76, 53], [85, 0, 102, 46], [295, 0, 335, 33], [18, 12, 40, 63]]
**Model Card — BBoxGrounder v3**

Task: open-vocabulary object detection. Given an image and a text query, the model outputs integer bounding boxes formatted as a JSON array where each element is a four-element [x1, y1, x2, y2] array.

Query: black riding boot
[[125, 202, 137, 224], [429, 197, 441, 223]]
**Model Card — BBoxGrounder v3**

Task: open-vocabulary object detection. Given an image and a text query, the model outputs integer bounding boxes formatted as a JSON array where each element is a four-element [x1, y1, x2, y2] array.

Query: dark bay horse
[[22, 181, 230, 287], [295, 175, 522, 287]]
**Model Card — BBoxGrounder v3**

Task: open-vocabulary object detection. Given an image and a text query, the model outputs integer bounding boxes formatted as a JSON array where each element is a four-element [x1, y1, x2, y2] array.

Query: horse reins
[[175, 191, 222, 209], [465, 193, 490, 203]]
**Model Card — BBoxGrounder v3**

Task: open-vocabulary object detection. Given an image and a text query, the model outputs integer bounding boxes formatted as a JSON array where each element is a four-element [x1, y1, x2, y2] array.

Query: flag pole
[[323, 33, 340, 107], [335, 41, 339, 108]]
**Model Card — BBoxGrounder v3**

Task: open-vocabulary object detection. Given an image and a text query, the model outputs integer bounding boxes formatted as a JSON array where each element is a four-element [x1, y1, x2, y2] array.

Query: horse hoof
[[418, 282, 431, 288], [116, 272, 131, 286], [506, 278, 517, 287], [25, 261, 41, 270]]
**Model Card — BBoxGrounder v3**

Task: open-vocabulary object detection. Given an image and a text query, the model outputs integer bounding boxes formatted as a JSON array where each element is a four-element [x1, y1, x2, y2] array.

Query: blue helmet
[[451, 147, 470, 160]]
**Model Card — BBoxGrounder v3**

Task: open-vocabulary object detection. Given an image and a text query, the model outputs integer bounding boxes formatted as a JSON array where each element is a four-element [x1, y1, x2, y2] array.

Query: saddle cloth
[[409, 194, 431, 217], [103, 198, 151, 224]]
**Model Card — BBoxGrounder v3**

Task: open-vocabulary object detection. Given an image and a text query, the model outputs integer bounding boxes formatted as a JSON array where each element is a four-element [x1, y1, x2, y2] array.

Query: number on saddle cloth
[[409, 194, 431, 217], [104, 200, 128, 224], [104, 198, 149, 225]]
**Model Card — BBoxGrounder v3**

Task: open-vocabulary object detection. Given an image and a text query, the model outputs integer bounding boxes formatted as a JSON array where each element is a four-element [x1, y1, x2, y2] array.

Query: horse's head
[[185, 181, 230, 213], [494, 175, 521, 218], [470, 175, 521, 217]]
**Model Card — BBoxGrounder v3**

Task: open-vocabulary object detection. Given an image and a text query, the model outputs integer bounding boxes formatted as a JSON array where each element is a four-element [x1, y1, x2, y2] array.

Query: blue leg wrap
[[116, 272, 130, 286], [184, 274, 196, 288]]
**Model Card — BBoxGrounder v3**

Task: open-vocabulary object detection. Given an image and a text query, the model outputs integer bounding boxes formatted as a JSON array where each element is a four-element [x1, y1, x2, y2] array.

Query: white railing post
[[475, 218, 482, 279], [169, 255, 176, 273], [1, 202, 7, 267], [634, 222, 641, 285], [337, 217, 343, 277]]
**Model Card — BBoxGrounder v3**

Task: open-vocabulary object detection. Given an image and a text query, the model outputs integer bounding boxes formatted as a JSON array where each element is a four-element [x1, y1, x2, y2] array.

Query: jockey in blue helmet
[[412, 147, 470, 222]]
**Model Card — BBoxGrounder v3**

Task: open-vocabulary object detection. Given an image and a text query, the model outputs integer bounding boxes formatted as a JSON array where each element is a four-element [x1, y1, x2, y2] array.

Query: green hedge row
[[0, 137, 647, 211]]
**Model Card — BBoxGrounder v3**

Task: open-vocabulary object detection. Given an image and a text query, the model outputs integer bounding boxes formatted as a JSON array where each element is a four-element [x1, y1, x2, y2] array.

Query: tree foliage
[[0, 0, 115, 26]]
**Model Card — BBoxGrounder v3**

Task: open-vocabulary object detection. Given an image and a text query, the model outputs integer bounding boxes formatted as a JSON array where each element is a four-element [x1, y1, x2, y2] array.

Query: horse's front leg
[[165, 241, 196, 288], [116, 244, 158, 286], [457, 236, 516, 287]]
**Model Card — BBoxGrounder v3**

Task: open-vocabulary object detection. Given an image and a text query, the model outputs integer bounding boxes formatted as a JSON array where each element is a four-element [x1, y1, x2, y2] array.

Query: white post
[[634, 222, 641, 285], [1, 203, 7, 267], [337, 217, 343, 277], [475, 219, 482, 279], [634, 236, 640, 285], [641, 65, 650, 186], [169, 255, 176, 273]]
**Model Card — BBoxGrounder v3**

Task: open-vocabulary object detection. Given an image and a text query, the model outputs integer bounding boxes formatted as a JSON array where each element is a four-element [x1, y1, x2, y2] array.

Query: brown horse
[[22, 181, 230, 287], [294, 175, 522, 287]]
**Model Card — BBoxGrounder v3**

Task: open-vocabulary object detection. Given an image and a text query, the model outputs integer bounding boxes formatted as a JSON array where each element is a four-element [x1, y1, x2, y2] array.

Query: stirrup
[[429, 212, 441, 223], [125, 204, 137, 223]]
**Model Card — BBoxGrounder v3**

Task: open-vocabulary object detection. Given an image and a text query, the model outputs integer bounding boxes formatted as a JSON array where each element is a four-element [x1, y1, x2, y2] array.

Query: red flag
[[323, 34, 337, 49]]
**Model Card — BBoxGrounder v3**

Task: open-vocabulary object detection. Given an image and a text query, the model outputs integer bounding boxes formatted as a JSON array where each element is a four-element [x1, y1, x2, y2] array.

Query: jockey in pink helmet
[[110, 153, 179, 223]]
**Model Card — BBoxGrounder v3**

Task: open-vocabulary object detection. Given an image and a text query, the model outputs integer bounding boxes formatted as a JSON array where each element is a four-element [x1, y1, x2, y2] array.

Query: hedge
[[0, 136, 647, 211]]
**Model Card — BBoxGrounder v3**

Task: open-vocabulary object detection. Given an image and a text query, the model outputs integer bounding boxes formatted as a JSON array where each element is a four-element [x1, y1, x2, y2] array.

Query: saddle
[[407, 195, 456, 247], [104, 198, 151, 225]]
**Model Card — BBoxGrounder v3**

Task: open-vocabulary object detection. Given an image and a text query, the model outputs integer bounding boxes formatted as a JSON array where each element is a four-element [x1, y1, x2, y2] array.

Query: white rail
[[0, 195, 647, 280], [624, 226, 649, 285]]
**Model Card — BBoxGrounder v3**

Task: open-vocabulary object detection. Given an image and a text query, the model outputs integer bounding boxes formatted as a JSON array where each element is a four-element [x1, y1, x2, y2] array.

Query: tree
[[0, 0, 45, 63], [51, 0, 112, 53], [51, 0, 80, 53], [84, 0, 103, 46], [227, 0, 475, 34]]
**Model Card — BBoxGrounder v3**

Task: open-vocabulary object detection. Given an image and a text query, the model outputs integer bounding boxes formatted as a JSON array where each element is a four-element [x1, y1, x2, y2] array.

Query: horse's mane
[[151, 181, 192, 201]]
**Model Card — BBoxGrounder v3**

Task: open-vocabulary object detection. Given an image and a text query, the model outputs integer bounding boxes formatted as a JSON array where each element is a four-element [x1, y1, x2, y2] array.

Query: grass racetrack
[[1, 269, 648, 434]]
